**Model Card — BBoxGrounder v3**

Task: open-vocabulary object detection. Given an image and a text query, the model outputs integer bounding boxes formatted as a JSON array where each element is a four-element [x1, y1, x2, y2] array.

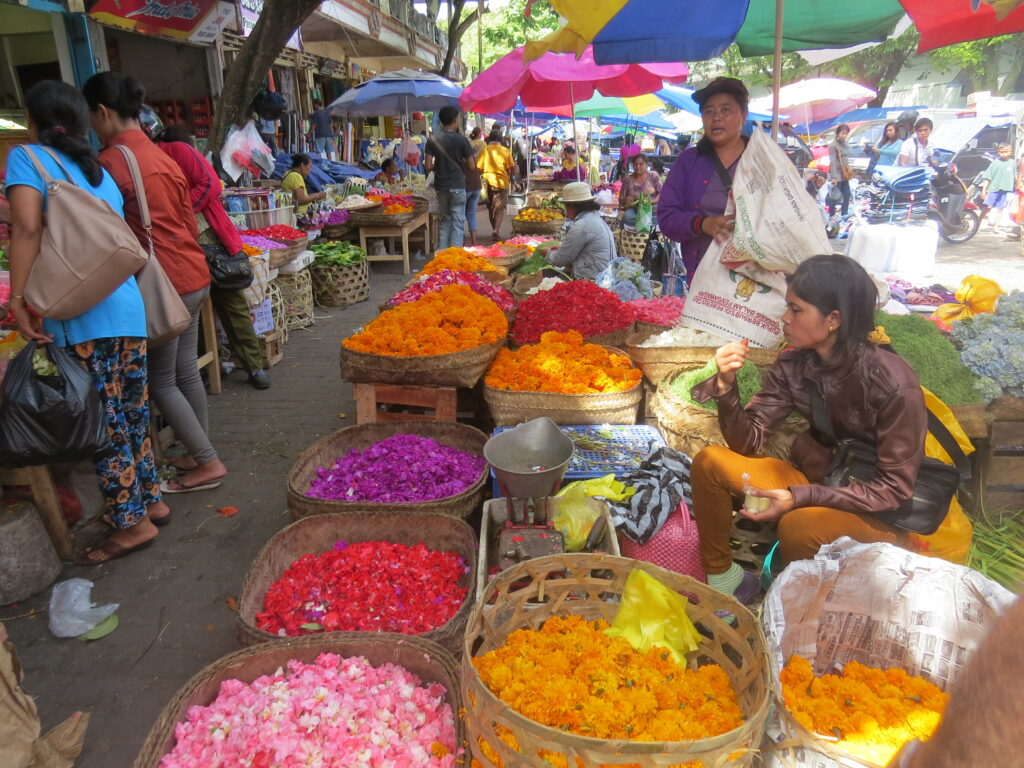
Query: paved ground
[[1, 220, 1020, 768]]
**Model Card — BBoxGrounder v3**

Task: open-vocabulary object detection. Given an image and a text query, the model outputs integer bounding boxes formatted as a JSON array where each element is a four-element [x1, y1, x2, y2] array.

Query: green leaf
[[300, 622, 324, 631], [78, 614, 118, 641]]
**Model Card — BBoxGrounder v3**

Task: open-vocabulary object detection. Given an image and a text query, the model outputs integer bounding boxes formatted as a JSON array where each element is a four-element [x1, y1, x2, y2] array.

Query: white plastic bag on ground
[[761, 538, 1015, 768], [681, 236, 787, 348], [731, 127, 831, 273], [48, 579, 118, 639]]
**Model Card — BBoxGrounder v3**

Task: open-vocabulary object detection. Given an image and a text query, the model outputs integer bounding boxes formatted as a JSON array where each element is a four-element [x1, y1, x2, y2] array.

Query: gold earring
[[828, 326, 835, 334]]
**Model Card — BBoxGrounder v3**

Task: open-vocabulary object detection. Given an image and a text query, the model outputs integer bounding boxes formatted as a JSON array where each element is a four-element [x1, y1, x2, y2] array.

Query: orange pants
[[690, 445, 905, 574]]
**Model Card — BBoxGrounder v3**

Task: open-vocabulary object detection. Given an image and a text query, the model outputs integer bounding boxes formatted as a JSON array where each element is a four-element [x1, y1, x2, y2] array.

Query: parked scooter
[[929, 162, 980, 244]]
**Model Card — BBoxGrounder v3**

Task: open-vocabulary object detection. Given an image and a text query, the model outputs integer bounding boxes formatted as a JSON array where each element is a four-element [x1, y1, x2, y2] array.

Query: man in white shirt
[[897, 117, 934, 167]]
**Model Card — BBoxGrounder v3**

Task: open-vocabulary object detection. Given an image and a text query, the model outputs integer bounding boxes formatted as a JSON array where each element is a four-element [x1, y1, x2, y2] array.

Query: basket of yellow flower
[[462, 553, 771, 768], [340, 284, 509, 387], [418, 247, 505, 278], [511, 208, 565, 236], [482, 333, 642, 426], [135, 633, 463, 768]]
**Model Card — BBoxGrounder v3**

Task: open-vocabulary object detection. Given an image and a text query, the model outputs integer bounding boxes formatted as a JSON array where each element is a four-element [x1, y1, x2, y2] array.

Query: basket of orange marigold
[[483, 330, 643, 426], [462, 553, 771, 768], [418, 248, 509, 282], [341, 284, 508, 387]]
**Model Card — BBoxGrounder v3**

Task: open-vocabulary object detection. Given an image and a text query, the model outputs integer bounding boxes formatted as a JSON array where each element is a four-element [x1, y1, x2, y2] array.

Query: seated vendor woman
[[546, 181, 615, 280], [281, 153, 326, 215], [375, 157, 405, 186], [689, 254, 927, 604]]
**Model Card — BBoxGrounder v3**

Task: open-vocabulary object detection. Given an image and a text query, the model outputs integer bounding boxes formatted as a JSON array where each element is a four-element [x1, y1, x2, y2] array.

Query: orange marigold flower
[[419, 247, 503, 276], [485, 330, 642, 394], [342, 284, 508, 357], [781, 656, 948, 766]]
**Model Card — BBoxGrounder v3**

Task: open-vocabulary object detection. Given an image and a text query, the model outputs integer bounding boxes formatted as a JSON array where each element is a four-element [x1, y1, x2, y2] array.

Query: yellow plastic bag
[[551, 486, 602, 552], [905, 387, 975, 564], [556, 474, 635, 502], [931, 274, 1002, 327], [604, 569, 700, 663]]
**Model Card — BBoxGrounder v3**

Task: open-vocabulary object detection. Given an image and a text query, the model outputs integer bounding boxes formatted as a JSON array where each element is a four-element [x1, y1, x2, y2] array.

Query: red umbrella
[[901, 0, 1024, 51]]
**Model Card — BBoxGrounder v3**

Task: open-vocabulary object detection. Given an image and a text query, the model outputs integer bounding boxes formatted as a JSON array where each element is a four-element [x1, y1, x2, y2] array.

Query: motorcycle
[[929, 162, 980, 244]]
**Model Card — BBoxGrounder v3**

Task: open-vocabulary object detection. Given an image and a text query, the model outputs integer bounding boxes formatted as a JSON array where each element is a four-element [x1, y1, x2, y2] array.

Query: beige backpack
[[22, 146, 149, 320]]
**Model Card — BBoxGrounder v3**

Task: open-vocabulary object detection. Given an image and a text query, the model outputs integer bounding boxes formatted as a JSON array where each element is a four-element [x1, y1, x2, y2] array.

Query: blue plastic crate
[[490, 424, 665, 497]]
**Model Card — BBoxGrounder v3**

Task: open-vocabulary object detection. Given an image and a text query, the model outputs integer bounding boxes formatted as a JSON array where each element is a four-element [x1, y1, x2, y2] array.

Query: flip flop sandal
[[150, 513, 172, 527], [159, 478, 223, 494], [75, 538, 153, 566]]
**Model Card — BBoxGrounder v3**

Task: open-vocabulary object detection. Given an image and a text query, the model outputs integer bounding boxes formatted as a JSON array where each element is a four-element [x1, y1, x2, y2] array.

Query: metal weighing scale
[[483, 418, 574, 571]]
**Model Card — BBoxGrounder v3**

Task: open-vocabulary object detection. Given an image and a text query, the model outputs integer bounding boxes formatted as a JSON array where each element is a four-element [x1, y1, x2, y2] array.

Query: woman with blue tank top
[[5, 80, 169, 565]]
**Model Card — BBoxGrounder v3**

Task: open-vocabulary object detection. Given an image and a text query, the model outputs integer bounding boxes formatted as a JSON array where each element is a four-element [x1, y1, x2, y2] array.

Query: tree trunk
[[866, 47, 913, 107], [437, 0, 478, 78], [208, 0, 322, 154]]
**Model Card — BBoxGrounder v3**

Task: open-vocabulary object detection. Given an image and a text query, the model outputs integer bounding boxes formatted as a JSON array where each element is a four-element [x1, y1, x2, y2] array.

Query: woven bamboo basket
[[287, 421, 489, 520], [511, 210, 566, 236], [340, 337, 506, 388], [274, 270, 314, 330], [615, 228, 650, 263], [481, 244, 528, 270], [266, 245, 291, 269], [133, 633, 463, 768], [242, 251, 271, 310], [236, 512, 477, 655], [269, 236, 308, 266], [484, 347, 640, 426], [321, 221, 352, 240], [583, 324, 635, 349], [350, 209, 418, 227], [411, 196, 429, 216], [509, 272, 545, 298], [627, 328, 781, 387], [462, 553, 770, 768], [309, 261, 369, 307], [339, 201, 381, 214], [267, 280, 288, 343], [654, 373, 809, 460]]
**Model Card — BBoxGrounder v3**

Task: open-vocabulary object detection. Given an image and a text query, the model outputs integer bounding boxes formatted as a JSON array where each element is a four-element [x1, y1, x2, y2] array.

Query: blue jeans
[[437, 188, 468, 250], [465, 189, 481, 234]]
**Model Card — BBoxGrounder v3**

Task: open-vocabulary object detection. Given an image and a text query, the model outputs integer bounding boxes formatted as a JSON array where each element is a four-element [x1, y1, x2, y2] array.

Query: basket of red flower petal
[[483, 333, 643, 426], [462, 553, 770, 768], [287, 421, 489, 520], [511, 281, 635, 347], [236, 512, 476, 654], [135, 633, 463, 768]]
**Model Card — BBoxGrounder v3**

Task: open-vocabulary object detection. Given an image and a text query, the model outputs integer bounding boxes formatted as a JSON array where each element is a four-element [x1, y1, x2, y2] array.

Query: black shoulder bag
[[201, 243, 254, 292], [807, 381, 971, 535]]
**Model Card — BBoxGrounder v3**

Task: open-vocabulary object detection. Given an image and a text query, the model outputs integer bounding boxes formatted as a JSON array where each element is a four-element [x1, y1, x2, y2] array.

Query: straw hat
[[561, 181, 594, 203]]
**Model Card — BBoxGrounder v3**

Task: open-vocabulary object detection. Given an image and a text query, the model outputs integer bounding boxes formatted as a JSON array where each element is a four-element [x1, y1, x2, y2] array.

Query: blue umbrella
[[328, 69, 461, 117], [656, 84, 775, 122], [601, 111, 676, 132]]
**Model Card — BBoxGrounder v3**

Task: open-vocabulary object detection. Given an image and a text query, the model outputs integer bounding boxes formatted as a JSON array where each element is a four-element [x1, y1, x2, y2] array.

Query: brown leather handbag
[[22, 146, 149, 319], [112, 145, 191, 348]]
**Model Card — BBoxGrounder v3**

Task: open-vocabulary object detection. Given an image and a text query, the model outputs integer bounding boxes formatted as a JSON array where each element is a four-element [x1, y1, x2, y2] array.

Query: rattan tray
[[287, 421, 489, 520], [340, 337, 507, 388], [236, 512, 477, 655]]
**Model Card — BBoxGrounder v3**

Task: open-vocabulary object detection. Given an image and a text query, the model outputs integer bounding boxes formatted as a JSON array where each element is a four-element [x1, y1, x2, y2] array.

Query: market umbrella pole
[[771, 0, 784, 141], [570, 81, 581, 181]]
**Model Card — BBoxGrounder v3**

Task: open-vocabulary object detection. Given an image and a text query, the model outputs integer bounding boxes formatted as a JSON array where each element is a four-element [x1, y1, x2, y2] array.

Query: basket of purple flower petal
[[287, 422, 489, 520]]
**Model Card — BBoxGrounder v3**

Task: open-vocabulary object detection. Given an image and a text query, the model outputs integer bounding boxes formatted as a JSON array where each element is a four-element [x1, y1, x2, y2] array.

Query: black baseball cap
[[692, 77, 750, 110]]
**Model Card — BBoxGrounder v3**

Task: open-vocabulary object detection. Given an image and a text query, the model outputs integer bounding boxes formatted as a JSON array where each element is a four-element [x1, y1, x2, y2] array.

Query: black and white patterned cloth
[[608, 445, 693, 545]]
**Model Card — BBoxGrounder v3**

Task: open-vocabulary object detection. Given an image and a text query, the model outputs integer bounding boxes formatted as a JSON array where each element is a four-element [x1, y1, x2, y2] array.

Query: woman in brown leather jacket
[[689, 254, 927, 603]]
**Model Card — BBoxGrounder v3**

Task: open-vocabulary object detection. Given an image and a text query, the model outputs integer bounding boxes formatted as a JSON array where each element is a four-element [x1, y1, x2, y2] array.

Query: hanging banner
[[237, 0, 301, 50], [188, 0, 234, 44], [89, 0, 224, 39]]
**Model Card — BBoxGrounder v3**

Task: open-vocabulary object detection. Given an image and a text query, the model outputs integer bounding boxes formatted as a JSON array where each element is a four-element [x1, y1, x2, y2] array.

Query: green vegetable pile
[[513, 242, 560, 275], [665, 356, 762, 412], [969, 508, 1024, 590], [876, 311, 982, 405], [310, 241, 366, 268]]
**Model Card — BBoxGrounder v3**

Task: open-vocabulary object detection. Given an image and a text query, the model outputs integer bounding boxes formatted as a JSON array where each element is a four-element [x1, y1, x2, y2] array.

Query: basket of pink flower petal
[[135, 633, 463, 768]]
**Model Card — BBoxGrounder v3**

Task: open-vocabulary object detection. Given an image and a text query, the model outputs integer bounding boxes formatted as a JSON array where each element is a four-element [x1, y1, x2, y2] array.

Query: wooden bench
[[354, 383, 458, 424], [0, 465, 72, 560]]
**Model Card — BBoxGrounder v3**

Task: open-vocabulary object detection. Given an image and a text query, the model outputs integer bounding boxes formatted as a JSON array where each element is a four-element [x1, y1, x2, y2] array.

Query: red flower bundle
[[257, 540, 468, 637], [511, 281, 635, 345]]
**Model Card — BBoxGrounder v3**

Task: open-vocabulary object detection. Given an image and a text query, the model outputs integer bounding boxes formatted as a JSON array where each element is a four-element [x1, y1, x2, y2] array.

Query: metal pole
[[771, 0, 784, 142]]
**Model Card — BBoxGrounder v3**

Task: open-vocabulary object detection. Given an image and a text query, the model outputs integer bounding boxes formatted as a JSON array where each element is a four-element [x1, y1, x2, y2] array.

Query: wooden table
[[0, 465, 72, 560], [358, 212, 430, 275]]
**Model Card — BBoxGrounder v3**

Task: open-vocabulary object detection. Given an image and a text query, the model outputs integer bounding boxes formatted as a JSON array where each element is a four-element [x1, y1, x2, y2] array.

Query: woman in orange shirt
[[83, 72, 226, 496]]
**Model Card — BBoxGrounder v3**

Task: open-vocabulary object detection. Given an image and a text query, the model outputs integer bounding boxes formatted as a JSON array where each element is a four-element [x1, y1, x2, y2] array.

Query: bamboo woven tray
[[340, 337, 507, 388], [462, 553, 770, 768], [511, 216, 565, 236], [236, 512, 477, 655], [287, 421, 489, 520], [134, 634, 462, 768], [350, 209, 418, 227], [627, 328, 780, 386]]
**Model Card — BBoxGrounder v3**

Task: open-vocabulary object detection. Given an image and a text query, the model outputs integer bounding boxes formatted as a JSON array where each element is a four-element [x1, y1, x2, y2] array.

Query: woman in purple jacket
[[657, 77, 749, 277]]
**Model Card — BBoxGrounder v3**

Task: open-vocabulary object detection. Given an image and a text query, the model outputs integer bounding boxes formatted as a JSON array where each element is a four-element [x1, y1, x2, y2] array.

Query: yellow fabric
[[281, 170, 309, 215], [867, 325, 891, 345], [604, 569, 700, 663], [523, 0, 630, 61], [477, 143, 515, 189], [905, 387, 975, 565], [931, 274, 1003, 326]]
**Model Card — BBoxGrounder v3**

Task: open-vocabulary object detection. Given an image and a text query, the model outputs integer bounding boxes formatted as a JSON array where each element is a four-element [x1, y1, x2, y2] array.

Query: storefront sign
[[188, 0, 233, 43], [237, 0, 301, 49], [89, 0, 223, 40]]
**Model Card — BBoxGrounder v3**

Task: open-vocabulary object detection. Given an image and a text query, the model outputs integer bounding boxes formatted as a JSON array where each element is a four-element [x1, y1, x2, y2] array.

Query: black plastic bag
[[253, 91, 286, 120], [641, 235, 667, 282], [0, 342, 109, 468]]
